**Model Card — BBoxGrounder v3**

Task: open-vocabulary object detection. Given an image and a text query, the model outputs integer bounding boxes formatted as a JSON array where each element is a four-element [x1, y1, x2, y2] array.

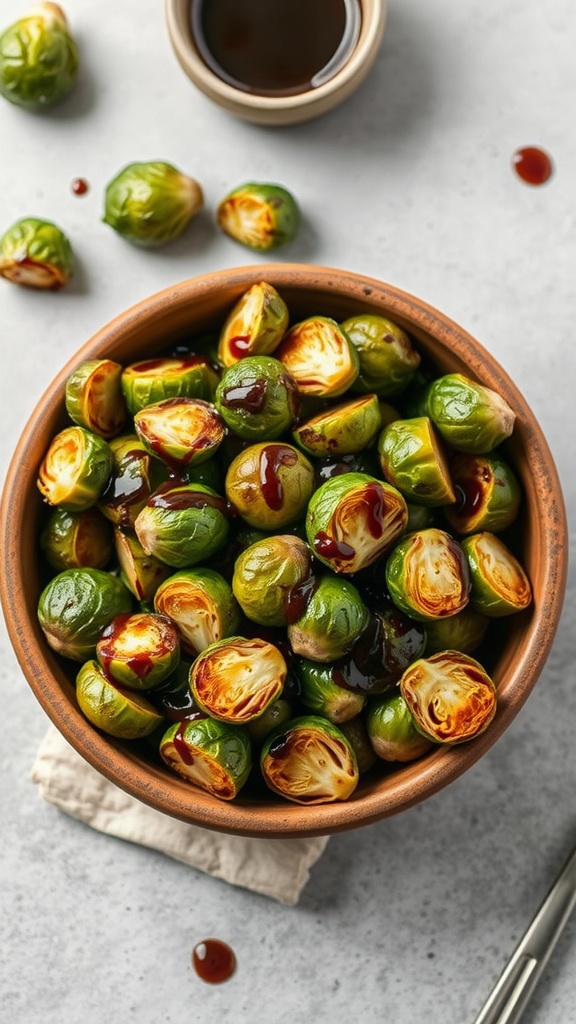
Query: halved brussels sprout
[[153, 567, 241, 656], [294, 657, 366, 724], [367, 692, 433, 762], [65, 359, 127, 440], [287, 574, 369, 662], [399, 650, 497, 744], [232, 534, 314, 627], [76, 660, 164, 739], [306, 473, 408, 574], [121, 356, 220, 415], [190, 636, 287, 723], [0, 3, 78, 110], [425, 373, 516, 453], [443, 452, 521, 535], [260, 715, 359, 804], [246, 697, 293, 744], [216, 182, 300, 251], [0, 216, 73, 289], [159, 717, 252, 799], [99, 434, 165, 529], [113, 527, 171, 603], [338, 716, 378, 774], [103, 161, 203, 247], [37, 567, 132, 661], [134, 483, 230, 568], [217, 281, 289, 366], [341, 314, 421, 397], [37, 425, 113, 511], [385, 527, 470, 621], [293, 394, 382, 458], [96, 611, 180, 690], [377, 416, 456, 507], [424, 606, 489, 654], [461, 532, 532, 616], [40, 506, 113, 571], [215, 355, 299, 441], [134, 397, 225, 467], [276, 316, 359, 397], [225, 442, 314, 530], [332, 605, 427, 694]]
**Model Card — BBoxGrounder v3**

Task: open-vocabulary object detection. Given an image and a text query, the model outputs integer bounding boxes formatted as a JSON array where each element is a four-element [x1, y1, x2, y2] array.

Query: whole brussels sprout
[[306, 472, 408, 574], [246, 697, 293, 744], [134, 482, 230, 568], [461, 531, 532, 617], [76, 660, 164, 739], [367, 692, 433, 762], [385, 527, 470, 622], [276, 316, 359, 397], [99, 434, 166, 529], [338, 716, 378, 774], [0, 3, 78, 110], [134, 397, 225, 467], [225, 442, 314, 531], [399, 650, 497, 744], [260, 715, 359, 804], [425, 373, 516, 453], [65, 359, 127, 440], [341, 313, 421, 397], [215, 355, 299, 441], [37, 425, 113, 511], [113, 527, 171, 603], [377, 416, 456, 507], [444, 452, 521, 535], [40, 506, 113, 571], [0, 216, 73, 289], [217, 281, 289, 366], [294, 657, 366, 724], [37, 568, 132, 661], [121, 356, 220, 414], [190, 636, 287, 723], [424, 606, 489, 655], [287, 574, 369, 662], [232, 534, 314, 627], [153, 567, 241, 656], [96, 611, 180, 690], [159, 717, 252, 799], [332, 604, 427, 694], [103, 161, 203, 247], [216, 182, 300, 251], [293, 394, 382, 458]]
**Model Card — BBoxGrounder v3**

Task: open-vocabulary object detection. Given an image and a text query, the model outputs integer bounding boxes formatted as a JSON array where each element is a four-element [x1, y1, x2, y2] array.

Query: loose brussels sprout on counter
[[216, 182, 300, 251], [103, 161, 204, 247], [0, 3, 78, 110], [34, 280, 533, 805], [0, 216, 73, 289]]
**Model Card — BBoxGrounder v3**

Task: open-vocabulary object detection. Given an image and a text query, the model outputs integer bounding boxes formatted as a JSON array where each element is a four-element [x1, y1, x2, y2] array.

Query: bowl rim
[[0, 263, 569, 837]]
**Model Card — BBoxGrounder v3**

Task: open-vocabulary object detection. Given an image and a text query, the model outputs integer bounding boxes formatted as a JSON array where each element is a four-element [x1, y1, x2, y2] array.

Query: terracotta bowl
[[0, 265, 568, 838]]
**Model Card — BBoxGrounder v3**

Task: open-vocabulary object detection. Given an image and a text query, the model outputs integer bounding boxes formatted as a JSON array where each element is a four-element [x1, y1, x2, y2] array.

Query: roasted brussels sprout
[[425, 373, 516, 453], [246, 697, 293, 744], [332, 604, 427, 694], [134, 397, 225, 467], [37, 425, 113, 511], [216, 182, 300, 251], [65, 359, 127, 440], [159, 717, 252, 799], [306, 473, 408, 574], [134, 482, 230, 568], [0, 216, 73, 289], [76, 660, 164, 739], [294, 658, 366, 724], [190, 636, 287, 723], [276, 316, 359, 397], [95, 611, 180, 690], [385, 527, 470, 621], [37, 568, 132, 661], [367, 692, 433, 762], [217, 281, 289, 366], [99, 434, 164, 529], [461, 532, 532, 616], [103, 161, 203, 247], [40, 506, 113, 571], [232, 534, 314, 627], [215, 355, 299, 440], [225, 442, 314, 530], [121, 356, 220, 415], [154, 567, 241, 656], [0, 3, 78, 110], [293, 394, 382, 457], [444, 452, 521, 535], [424, 606, 489, 654], [341, 314, 421, 397], [260, 715, 359, 804], [399, 650, 497, 744], [338, 716, 378, 774], [113, 527, 171, 603], [377, 416, 456, 507], [288, 574, 369, 662]]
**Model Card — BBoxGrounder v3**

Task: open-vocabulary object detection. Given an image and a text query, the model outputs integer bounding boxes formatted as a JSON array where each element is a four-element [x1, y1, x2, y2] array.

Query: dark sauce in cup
[[190, 0, 361, 97]]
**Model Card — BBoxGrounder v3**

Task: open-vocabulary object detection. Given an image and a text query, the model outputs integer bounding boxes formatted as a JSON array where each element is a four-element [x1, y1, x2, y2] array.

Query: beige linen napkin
[[31, 726, 329, 905]]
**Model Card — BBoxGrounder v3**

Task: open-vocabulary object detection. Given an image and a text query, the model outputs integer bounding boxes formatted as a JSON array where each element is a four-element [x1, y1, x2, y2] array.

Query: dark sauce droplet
[[259, 444, 298, 511], [192, 938, 236, 983], [314, 531, 355, 560], [512, 146, 553, 186], [71, 177, 89, 195]]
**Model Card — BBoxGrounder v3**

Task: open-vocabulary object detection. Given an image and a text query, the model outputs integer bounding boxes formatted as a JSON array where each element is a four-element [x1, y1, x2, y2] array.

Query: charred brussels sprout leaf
[[425, 373, 516, 453], [218, 281, 289, 366], [0, 3, 78, 110], [37, 425, 113, 511], [294, 658, 366, 724], [154, 567, 241, 657], [377, 416, 456, 507], [461, 531, 532, 616], [444, 452, 521, 535], [134, 397, 225, 467], [0, 216, 73, 289], [190, 636, 287, 723], [103, 161, 203, 247], [37, 568, 132, 661], [260, 715, 359, 804], [232, 534, 313, 627], [287, 574, 369, 662], [385, 527, 470, 621], [96, 611, 180, 690], [276, 316, 359, 397], [159, 717, 252, 800], [215, 356, 299, 441], [225, 442, 314, 530], [367, 692, 433, 762], [217, 182, 300, 251], [293, 394, 382, 458], [399, 650, 497, 744], [76, 660, 164, 739], [65, 359, 127, 440], [342, 314, 421, 397], [134, 483, 230, 568], [40, 506, 113, 571]]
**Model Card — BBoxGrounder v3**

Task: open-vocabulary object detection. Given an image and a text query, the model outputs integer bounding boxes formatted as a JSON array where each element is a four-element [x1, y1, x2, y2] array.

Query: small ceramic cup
[[165, 0, 388, 126]]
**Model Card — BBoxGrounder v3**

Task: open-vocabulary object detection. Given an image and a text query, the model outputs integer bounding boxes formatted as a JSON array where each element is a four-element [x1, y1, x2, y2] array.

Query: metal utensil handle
[[473, 844, 576, 1024]]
